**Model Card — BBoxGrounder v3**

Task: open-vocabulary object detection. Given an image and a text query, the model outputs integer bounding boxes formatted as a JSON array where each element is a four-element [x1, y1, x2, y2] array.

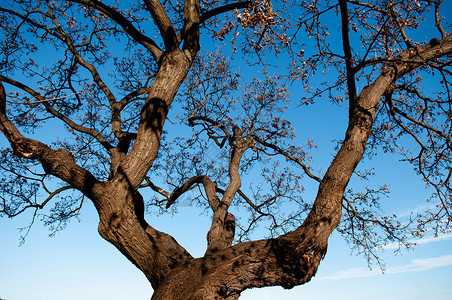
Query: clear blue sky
[[1, 1, 452, 299]]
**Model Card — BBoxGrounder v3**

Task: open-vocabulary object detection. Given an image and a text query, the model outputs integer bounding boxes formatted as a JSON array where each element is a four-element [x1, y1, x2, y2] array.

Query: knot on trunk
[[272, 237, 327, 289], [41, 148, 75, 173], [205, 212, 235, 255], [12, 140, 39, 158]]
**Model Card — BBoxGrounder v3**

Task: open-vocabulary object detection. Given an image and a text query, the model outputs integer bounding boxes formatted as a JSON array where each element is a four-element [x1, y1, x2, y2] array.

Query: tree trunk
[[95, 177, 193, 287], [93, 49, 199, 288]]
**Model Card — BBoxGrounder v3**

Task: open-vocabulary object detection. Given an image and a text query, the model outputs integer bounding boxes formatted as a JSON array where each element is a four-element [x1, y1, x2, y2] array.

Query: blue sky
[[1, 1, 452, 299]]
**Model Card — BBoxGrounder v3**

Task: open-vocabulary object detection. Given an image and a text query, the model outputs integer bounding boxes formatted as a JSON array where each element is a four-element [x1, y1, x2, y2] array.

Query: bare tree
[[0, 0, 451, 299]]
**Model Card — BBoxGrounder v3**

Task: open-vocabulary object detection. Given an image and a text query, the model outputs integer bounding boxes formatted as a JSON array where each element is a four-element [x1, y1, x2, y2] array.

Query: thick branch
[[181, 0, 200, 52], [143, 0, 178, 51], [204, 126, 245, 254], [0, 81, 102, 203], [66, 0, 163, 61], [339, 0, 358, 108], [200, 1, 252, 24], [303, 33, 452, 234], [0, 75, 113, 151], [96, 178, 193, 288], [122, 50, 196, 189]]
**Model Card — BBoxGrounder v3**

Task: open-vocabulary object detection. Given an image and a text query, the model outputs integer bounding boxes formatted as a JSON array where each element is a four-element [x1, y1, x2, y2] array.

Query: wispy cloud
[[318, 267, 380, 280], [382, 232, 452, 250], [395, 203, 434, 219], [388, 255, 452, 274], [319, 254, 452, 280]]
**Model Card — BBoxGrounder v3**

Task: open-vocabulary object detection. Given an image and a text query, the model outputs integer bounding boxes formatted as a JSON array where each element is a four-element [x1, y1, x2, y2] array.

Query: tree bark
[[122, 49, 197, 189], [95, 176, 193, 287], [94, 48, 200, 288]]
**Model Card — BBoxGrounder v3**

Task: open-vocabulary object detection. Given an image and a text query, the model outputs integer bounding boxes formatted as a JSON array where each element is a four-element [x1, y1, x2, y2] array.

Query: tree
[[0, 0, 451, 299]]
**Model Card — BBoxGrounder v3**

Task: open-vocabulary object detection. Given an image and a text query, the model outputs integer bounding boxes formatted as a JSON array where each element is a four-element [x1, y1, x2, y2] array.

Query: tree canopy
[[0, 0, 451, 299]]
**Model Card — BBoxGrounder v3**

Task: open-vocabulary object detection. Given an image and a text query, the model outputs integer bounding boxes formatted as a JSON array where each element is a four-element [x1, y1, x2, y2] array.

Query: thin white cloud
[[395, 203, 434, 219], [388, 255, 452, 274], [382, 232, 452, 250], [319, 254, 452, 280], [318, 267, 380, 280]]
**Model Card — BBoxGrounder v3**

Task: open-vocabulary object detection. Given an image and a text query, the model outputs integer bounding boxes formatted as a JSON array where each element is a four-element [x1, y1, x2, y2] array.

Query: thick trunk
[[151, 234, 326, 300], [121, 49, 196, 189], [95, 177, 193, 287]]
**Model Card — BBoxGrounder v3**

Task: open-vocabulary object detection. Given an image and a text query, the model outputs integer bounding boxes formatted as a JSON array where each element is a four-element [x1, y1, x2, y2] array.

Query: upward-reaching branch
[[339, 0, 357, 109], [143, 0, 178, 51], [182, 0, 200, 52], [200, 1, 252, 24], [67, 0, 163, 61], [0, 80, 102, 203], [0, 75, 114, 151], [121, 0, 202, 188], [434, 0, 447, 38]]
